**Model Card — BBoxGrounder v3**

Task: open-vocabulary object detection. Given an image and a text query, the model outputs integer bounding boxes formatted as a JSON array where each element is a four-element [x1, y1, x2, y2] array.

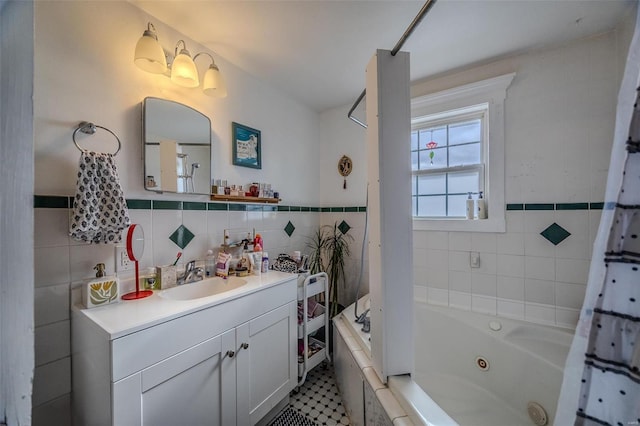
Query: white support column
[[365, 49, 413, 383]]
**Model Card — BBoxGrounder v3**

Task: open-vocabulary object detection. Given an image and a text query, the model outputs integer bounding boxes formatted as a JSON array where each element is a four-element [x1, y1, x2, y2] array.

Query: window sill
[[412, 215, 505, 233]]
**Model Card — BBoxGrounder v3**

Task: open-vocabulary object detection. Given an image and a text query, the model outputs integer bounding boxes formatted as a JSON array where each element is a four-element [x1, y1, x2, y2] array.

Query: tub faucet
[[177, 260, 204, 285]]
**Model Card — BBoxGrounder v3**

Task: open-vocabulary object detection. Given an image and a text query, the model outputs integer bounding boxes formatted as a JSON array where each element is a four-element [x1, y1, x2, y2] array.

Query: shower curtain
[[556, 6, 640, 425]]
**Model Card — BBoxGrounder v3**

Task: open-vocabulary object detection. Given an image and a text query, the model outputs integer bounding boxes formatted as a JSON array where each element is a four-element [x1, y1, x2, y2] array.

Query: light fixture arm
[[174, 40, 190, 57], [144, 22, 159, 39]]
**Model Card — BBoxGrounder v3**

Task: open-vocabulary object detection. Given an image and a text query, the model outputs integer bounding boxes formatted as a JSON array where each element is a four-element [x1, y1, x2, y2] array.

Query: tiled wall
[[32, 195, 365, 424]]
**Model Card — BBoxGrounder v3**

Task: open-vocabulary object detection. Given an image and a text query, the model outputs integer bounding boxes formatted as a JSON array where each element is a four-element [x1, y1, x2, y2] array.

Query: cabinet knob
[[226, 350, 235, 358], [240, 343, 249, 350]]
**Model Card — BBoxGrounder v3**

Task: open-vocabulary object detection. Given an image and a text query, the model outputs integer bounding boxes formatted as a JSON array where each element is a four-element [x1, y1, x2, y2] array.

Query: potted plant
[[307, 222, 353, 318]]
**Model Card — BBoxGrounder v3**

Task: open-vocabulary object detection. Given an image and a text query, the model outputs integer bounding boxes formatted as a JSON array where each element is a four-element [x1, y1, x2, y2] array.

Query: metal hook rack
[[72, 121, 122, 155]]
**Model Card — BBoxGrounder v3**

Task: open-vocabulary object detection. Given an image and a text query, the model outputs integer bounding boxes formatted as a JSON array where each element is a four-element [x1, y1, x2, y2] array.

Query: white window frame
[[411, 73, 515, 232], [411, 106, 486, 219]]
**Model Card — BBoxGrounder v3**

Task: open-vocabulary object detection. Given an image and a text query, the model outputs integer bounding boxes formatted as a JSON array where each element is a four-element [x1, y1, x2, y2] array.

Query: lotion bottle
[[477, 191, 487, 219], [466, 192, 474, 219]]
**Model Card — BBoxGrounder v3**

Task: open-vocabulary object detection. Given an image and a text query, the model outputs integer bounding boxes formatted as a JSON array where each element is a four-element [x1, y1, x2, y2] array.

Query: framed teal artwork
[[232, 122, 261, 169]]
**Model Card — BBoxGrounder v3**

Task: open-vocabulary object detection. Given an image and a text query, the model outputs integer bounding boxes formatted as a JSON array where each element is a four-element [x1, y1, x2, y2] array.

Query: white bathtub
[[334, 297, 573, 426]]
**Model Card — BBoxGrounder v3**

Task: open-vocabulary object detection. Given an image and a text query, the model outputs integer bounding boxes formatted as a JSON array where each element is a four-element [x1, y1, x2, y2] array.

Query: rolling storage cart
[[297, 272, 331, 386]]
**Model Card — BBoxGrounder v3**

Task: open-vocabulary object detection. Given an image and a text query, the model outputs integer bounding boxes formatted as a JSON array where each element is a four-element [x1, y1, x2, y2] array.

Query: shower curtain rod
[[347, 0, 438, 128]]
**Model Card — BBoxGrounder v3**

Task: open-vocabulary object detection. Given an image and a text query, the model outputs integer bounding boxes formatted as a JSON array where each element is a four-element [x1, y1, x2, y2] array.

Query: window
[[411, 106, 485, 218], [411, 73, 515, 232]]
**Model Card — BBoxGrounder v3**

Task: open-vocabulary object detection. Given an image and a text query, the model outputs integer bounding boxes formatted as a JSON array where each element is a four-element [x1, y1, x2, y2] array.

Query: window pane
[[418, 174, 445, 195], [419, 147, 446, 169], [411, 151, 419, 171], [448, 194, 468, 217], [412, 196, 417, 216], [449, 143, 480, 167], [411, 176, 417, 196], [411, 131, 418, 151], [448, 171, 479, 194], [449, 120, 481, 145], [417, 196, 445, 217]]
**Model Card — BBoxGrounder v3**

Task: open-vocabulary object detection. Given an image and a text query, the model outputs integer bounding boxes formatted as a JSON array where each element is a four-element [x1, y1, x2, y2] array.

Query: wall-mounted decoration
[[338, 155, 353, 189], [232, 122, 262, 169]]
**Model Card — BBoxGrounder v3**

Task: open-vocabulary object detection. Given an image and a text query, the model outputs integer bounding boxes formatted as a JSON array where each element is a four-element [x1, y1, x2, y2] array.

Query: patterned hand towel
[[70, 151, 130, 244]]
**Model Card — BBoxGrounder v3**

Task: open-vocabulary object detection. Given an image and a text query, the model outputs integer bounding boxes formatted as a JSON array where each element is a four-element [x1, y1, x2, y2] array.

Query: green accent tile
[[338, 220, 351, 234], [290, 206, 301, 212], [229, 203, 247, 211], [605, 202, 617, 210], [331, 207, 345, 213], [358, 206, 367, 212], [301, 206, 311, 212], [506, 204, 524, 211], [277, 205, 290, 212], [153, 200, 182, 210], [208, 202, 228, 211], [345, 207, 359, 212], [169, 225, 195, 249], [556, 203, 588, 210], [264, 205, 277, 212], [183, 201, 207, 211], [284, 221, 296, 237], [126, 199, 152, 209], [590, 202, 605, 210], [540, 222, 571, 246], [34, 195, 69, 208], [321, 207, 331, 212], [310, 207, 320, 212], [247, 205, 263, 212], [525, 203, 554, 211]]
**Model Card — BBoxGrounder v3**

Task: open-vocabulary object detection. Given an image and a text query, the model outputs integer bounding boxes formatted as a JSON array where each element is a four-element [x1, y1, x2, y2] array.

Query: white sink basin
[[158, 276, 248, 301]]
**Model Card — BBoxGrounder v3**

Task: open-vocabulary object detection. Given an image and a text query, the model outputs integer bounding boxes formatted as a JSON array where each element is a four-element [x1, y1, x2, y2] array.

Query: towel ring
[[72, 121, 122, 156]]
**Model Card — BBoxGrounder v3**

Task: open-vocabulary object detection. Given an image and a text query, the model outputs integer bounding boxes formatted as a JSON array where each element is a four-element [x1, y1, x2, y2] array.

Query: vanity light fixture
[[133, 22, 167, 74], [134, 22, 227, 98]]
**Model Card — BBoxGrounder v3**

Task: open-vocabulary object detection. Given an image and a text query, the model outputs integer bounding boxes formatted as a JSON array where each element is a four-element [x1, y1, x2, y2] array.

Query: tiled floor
[[271, 364, 351, 426]]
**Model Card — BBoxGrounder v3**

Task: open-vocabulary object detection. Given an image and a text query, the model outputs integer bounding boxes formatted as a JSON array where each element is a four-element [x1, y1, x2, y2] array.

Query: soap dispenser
[[466, 192, 474, 219], [477, 191, 487, 219], [82, 263, 120, 309]]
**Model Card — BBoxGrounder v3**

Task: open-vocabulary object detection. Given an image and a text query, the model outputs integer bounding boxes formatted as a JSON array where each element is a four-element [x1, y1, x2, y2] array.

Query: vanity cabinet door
[[236, 301, 297, 425], [112, 329, 236, 426]]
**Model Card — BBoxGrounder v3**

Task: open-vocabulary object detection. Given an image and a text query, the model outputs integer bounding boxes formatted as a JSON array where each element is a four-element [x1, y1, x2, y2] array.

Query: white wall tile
[[471, 233, 497, 253], [496, 276, 525, 301], [34, 246, 70, 287], [449, 250, 471, 272], [525, 279, 556, 305], [427, 288, 448, 307], [127, 209, 152, 241], [33, 357, 71, 407], [556, 282, 587, 309], [413, 285, 427, 303], [524, 256, 555, 281], [449, 232, 471, 251], [35, 320, 70, 367], [449, 270, 471, 293], [34, 284, 69, 327], [523, 211, 556, 234], [472, 295, 496, 315], [34, 208, 70, 248], [449, 291, 471, 311], [524, 232, 554, 257], [556, 258, 591, 284], [506, 211, 525, 233], [424, 263, 448, 290], [497, 299, 525, 320], [413, 265, 428, 287], [556, 307, 580, 329], [152, 210, 183, 267], [497, 254, 525, 278], [524, 303, 556, 326], [424, 231, 449, 250], [476, 252, 497, 275], [497, 232, 524, 255], [69, 242, 114, 281], [471, 272, 496, 297]]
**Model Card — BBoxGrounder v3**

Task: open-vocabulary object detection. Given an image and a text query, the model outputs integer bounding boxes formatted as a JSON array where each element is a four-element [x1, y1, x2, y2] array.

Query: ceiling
[[131, 0, 635, 112]]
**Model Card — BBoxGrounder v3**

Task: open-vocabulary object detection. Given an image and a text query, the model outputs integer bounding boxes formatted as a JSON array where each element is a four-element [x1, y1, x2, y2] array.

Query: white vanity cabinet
[[72, 274, 297, 426]]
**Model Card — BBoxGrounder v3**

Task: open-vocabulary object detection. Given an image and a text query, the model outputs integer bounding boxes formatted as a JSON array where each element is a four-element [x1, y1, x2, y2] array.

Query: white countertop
[[74, 271, 297, 339]]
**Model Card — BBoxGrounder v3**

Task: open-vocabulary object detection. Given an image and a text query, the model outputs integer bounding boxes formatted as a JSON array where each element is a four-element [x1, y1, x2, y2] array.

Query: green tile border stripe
[[38, 194, 604, 213], [34, 195, 69, 208]]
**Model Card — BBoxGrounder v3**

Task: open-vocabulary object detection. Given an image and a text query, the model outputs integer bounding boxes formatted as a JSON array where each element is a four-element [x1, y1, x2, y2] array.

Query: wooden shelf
[[210, 194, 280, 204]]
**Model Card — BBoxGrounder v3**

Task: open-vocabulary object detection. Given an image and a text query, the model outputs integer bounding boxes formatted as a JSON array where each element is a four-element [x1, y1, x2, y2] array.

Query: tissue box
[[157, 265, 177, 289], [82, 277, 120, 309]]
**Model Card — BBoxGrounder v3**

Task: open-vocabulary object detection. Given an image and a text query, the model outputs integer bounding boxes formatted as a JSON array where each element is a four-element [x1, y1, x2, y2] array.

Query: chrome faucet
[[177, 260, 204, 285]]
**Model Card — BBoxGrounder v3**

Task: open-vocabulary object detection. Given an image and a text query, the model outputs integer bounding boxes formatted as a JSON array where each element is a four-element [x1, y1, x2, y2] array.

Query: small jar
[[140, 267, 158, 290]]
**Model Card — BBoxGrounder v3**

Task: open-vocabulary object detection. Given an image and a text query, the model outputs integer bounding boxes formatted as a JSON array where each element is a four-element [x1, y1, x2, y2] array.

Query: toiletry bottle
[[205, 249, 216, 277], [466, 192, 474, 219], [477, 191, 487, 219], [261, 252, 269, 273]]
